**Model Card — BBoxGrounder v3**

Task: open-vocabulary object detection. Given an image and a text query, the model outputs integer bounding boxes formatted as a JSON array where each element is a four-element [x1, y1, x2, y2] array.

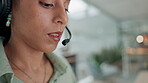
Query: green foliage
[[91, 46, 122, 64]]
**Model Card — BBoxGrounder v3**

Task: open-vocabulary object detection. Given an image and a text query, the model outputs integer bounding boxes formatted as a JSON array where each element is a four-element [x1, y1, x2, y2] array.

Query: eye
[[39, 1, 70, 13], [64, 3, 70, 13], [65, 8, 69, 13], [39, 1, 54, 8]]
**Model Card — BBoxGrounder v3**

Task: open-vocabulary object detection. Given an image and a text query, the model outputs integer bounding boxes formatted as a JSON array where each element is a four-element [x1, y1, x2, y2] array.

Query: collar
[[0, 39, 13, 80], [46, 53, 68, 79]]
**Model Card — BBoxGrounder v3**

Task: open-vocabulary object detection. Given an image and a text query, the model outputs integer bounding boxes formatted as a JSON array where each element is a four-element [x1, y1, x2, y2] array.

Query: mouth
[[48, 32, 62, 42]]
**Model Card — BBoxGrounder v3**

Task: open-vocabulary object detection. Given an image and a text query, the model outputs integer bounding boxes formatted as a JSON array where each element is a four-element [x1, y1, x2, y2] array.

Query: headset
[[0, 0, 71, 46], [62, 26, 72, 46], [0, 0, 11, 19]]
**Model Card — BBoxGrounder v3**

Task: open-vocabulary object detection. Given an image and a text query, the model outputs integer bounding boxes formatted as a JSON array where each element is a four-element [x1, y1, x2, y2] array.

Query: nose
[[53, 6, 68, 26]]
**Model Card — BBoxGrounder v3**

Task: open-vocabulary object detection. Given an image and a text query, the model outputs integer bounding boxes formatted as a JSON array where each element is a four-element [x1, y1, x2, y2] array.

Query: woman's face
[[11, 0, 70, 52]]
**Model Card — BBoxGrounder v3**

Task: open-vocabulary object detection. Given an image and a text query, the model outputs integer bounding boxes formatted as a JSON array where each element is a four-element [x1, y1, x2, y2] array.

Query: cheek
[[22, 12, 50, 32], [31, 11, 53, 29], [37, 13, 50, 26]]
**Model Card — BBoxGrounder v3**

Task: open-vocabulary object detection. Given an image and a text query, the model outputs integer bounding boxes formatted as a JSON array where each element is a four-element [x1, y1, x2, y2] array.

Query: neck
[[4, 37, 46, 70]]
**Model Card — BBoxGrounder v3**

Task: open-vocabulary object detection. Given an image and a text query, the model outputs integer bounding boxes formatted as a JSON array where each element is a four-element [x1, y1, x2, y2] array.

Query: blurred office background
[[54, 0, 148, 83]]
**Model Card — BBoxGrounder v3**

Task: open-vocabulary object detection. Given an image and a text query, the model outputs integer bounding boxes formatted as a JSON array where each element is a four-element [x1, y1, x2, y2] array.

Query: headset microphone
[[62, 26, 72, 46]]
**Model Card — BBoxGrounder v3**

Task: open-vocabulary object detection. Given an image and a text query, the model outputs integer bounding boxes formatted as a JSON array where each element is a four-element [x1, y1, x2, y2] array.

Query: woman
[[0, 0, 76, 83]]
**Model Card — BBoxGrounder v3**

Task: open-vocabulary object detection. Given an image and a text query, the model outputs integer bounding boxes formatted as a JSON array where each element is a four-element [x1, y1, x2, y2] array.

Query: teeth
[[50, 34, 59, 36]]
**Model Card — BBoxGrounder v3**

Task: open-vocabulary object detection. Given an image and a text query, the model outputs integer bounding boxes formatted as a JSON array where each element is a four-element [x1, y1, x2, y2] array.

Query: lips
[[48, 32, 62, 42]]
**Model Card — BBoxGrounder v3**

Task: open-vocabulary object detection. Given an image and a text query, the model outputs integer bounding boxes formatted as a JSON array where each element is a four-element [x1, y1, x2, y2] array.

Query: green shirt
[[0, 40, 77, 83]]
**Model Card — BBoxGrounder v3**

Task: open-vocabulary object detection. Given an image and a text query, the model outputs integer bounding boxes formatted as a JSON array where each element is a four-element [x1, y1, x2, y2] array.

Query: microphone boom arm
[[62, 26, 72, 46]]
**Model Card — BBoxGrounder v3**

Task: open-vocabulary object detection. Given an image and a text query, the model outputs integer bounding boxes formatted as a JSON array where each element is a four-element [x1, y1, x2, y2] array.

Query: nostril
[[53, 14, 68, 25], [57, 20, 63, 24]]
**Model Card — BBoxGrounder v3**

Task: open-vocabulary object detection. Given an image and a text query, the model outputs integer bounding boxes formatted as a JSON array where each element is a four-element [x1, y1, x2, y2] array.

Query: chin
[[43, 45, 57, 53]]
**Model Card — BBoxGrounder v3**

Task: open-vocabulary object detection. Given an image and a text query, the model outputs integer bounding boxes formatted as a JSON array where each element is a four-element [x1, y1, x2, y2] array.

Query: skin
[[4, 0, 70, 83]]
